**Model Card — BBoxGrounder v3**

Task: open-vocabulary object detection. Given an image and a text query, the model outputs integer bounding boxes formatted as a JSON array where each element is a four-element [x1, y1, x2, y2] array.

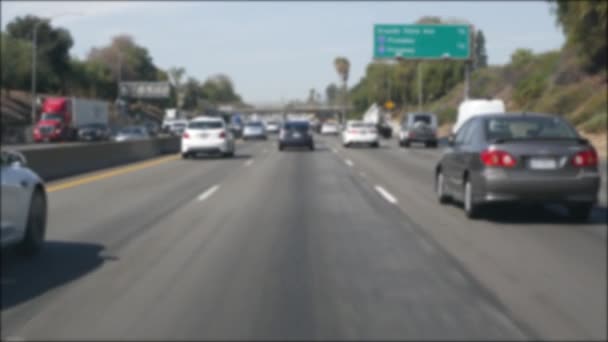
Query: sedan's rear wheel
[[436, 172, 449, 204], [17, 190, 47, 256], [568, 203, 593, 222], [278, 144, 284, 151], [181, 152, 190, 159], [464, 180, 481, 219]]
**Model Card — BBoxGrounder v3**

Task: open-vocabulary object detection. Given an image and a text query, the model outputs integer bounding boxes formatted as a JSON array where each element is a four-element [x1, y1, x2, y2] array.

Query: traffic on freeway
[[1, 1, 607, 341]]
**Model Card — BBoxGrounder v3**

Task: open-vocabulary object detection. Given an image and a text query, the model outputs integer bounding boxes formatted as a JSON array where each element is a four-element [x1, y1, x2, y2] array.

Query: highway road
[[1, 135, 606, 340]]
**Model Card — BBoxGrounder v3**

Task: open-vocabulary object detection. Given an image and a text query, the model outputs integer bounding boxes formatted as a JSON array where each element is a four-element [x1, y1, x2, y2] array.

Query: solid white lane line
[[197, 185, 220, 202], [374, 185, 398, 205], [344, 159, 354, 167], [244, 159, 254, 167], [331, 148, 338, 154]]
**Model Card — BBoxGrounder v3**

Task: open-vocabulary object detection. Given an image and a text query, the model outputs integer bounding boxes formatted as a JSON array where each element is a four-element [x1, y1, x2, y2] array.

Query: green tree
[[333, 56, 351, 119], [474, 30, 488, 69], [0, 32, 32, 91], [550, 0, 607, 74], [325, 83, 339, 104], [6, 15, 74, 93], [87, 34, 161, 82]]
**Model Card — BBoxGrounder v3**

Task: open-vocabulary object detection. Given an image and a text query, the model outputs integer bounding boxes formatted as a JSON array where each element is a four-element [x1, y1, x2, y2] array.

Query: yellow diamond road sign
[[384, 100, 395, 110]]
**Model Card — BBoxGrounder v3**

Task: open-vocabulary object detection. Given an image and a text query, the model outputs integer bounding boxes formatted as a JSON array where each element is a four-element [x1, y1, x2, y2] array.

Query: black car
[[434, 113, 600, 221], [77, 123, 111, 142], [278, 121, 314, 151]]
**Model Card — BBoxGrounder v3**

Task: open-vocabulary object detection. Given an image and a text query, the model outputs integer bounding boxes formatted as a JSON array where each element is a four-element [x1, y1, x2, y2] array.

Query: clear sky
[[1, 1, 565, 104]]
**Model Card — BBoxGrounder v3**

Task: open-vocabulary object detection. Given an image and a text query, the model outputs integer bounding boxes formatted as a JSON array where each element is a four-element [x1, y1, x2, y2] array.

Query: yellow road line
[[47, 154, 180, 193]]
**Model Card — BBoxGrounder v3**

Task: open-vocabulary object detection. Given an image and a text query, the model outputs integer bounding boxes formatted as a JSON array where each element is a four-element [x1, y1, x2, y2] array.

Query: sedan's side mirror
[[6, 151, 27, 167]]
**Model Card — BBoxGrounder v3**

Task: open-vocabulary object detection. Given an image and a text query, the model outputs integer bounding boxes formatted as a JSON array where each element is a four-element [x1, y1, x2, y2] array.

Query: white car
[[181, 116, 235, 158], [1, 150, 47, 256], [265, 121, 280, 134], [342, 121, 379, 148], [321, 122, 340, 135]]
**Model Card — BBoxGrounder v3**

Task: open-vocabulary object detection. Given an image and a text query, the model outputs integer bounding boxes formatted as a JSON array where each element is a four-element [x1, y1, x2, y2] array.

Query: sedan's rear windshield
[[413, 115, 432, 125], [246, 122, 264, 127], [284, 122, 309, 131], [188, 121, 223, 129], [485, 117, 578, 141]]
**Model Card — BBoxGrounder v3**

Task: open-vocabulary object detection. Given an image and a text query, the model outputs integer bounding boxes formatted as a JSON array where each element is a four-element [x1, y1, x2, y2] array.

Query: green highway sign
[[374, 24, 471, 60]]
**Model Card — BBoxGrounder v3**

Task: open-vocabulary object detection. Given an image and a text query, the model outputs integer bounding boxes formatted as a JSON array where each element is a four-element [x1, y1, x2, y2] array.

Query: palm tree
[[333, 57, 350, 122]]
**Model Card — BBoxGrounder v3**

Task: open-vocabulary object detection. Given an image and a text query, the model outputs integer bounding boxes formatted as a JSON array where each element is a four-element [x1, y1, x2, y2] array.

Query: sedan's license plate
[[529, 158, 557, 170], [292, 133, 301, 138], [199, 133, 208, 138]]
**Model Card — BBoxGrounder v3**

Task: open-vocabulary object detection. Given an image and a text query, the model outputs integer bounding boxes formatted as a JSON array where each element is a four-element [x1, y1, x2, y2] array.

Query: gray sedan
[[434, 113, 601, 221]]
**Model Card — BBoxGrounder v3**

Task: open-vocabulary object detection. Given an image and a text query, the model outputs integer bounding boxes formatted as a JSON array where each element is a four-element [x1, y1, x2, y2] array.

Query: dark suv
[[278, 121, 314, 151]]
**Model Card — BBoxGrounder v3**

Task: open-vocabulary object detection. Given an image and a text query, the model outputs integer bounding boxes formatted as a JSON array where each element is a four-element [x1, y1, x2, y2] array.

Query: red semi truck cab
[[33, 97, 74, 142]]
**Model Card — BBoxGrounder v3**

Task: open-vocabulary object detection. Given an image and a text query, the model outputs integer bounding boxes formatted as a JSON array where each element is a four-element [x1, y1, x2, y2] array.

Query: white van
[[452, 99, 506, 134]]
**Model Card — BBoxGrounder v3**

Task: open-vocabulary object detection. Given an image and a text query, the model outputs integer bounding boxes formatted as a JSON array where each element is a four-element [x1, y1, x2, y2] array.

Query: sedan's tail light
[[348, 129, 359, 134], [219, 131, 226, 138], [480, 149, 517, 168], [182, 132, 190, 139], [572, 148, 598, 167], [408, 132, 415, 138]]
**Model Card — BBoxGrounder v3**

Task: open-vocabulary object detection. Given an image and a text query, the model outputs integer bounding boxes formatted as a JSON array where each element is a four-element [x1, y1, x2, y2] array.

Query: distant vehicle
[[181, 116, 235, 158], [33, 97, 109, 143], [243, 121, 267, 140], [453, 98, 505, 134], [165, 108, 178, 120], [435, 113, 600, 221], [265, 121, 280, 134], [342, 120, 379, 148], [399, 112, 438, 148], [1, 150, 47, 256], [113, 126, 150, 142], [278, 120, 314, 151], [143, 121, 161, 137], [363, 103, 393, 139], [167, 120, 188, 136], [320, 122, 340, 135], [77, 122, 112, 142]]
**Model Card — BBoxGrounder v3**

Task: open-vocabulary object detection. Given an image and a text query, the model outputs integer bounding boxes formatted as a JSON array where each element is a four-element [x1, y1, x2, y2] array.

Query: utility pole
[[30, 21, 41, 126], [417, 62, 424, 112], [464, 60, 470, 100]]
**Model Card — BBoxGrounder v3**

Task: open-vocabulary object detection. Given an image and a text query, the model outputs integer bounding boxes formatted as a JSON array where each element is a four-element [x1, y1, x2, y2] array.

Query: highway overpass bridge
[[218, 104, 352, 115]]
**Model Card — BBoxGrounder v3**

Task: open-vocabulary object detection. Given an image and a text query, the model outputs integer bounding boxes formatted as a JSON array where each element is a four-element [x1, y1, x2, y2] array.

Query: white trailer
[[71, 98, 109, 128]]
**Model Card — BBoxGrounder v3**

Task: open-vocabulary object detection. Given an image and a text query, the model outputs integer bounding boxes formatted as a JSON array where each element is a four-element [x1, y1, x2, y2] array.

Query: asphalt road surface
[[1, 135, 606, 340]]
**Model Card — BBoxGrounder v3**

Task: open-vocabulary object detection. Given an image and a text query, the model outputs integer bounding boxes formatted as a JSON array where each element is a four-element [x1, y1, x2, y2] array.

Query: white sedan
[[320, 122, 340, 135], [181, 116, 235, 158], [342, 121, 379, 148], [1, 150, 47, 256]]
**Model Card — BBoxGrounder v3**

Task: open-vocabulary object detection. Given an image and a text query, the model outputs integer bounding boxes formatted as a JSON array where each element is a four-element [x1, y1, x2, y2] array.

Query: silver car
[[113, 126, 150, 142], [435, 113, 601, 221], [243, 121, 267, 140], [1, 150, 47, 255]]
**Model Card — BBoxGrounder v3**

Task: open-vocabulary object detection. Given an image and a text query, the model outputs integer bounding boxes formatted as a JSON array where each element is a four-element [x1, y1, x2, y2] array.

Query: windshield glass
[[413, 115, 432, 125], [41, 113, 64, 122], [246, 122, 263, 128], [188, 121, 223, 129], [284, 122, 309, 131], [485, 116, 578, 140]]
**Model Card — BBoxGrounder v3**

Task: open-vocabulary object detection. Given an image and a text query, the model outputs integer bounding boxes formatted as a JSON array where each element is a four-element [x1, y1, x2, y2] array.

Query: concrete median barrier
[[11, 137, 180, 181]]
